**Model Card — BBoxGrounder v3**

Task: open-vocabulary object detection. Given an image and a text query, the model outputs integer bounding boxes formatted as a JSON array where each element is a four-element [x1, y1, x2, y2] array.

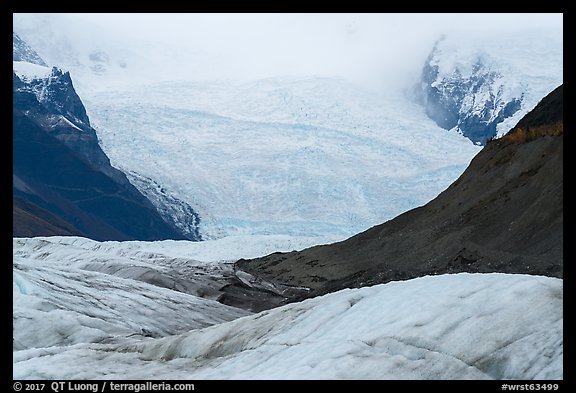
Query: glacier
[[82, 78, 481, 239], [12, 14, 563, 381], [13, 14, 484, 239], [16, 16, 562, 240], [13, 237, 563, 379]]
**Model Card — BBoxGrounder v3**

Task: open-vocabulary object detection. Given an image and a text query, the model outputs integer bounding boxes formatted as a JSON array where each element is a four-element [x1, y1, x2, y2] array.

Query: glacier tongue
[[128, 273, 562, 380], [14, 255, 563, 380], [83, 77, 481, 239]]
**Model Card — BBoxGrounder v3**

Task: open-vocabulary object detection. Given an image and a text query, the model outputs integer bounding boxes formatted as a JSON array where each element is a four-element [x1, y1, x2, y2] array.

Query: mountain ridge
[[229, 84, 563, 309]]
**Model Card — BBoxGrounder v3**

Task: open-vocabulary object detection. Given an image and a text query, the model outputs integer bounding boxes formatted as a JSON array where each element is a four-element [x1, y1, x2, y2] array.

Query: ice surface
[[12, 16, 563, 380], [13, 238, 253, 353], [12, 235, 341, 302], [14, 260, 563, 380], [13, 20, 561, 239], [82, 78, 481, 239], [13, 235, 342, 265], [127, 273, 563, 380]]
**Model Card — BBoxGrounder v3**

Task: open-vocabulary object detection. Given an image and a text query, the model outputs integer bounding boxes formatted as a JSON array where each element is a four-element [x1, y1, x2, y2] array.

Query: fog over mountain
[[13, 13, 562, 88]]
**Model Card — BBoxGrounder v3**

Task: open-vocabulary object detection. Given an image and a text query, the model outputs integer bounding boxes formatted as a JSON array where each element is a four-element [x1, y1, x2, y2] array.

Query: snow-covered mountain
[[12, 33, 201, 241], [16, 16, 562, 239], [13, 32, 47, 66], [415, 30, 563, 144], [12, 14, 143, 91], [13, 236, 563, 379], [13, 14, 485, 240]]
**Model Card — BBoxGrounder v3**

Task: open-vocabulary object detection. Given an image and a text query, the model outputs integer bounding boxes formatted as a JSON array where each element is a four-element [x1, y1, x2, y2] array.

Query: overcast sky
[[15, 13, 563, 84]]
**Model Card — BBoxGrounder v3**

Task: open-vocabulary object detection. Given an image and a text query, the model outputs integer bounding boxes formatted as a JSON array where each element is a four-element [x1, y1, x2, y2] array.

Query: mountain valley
[[12, 14, 563, 381]]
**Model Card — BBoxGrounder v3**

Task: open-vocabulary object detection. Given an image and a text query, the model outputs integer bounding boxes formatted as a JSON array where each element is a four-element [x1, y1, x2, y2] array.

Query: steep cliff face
[[13, 34, 199, 241], [12, 81, 186, 240], [13, 67, 124, 182], [230, 85, 563, 308]]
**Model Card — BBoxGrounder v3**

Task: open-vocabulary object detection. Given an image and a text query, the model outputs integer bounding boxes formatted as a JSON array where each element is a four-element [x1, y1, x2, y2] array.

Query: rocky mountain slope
[[13, 33, 199, 241], [232, 84, 563, 306]]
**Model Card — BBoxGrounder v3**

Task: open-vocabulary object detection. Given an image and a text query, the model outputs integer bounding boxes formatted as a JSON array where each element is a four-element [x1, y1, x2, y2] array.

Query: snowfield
[[13, 237, 562, 380]]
